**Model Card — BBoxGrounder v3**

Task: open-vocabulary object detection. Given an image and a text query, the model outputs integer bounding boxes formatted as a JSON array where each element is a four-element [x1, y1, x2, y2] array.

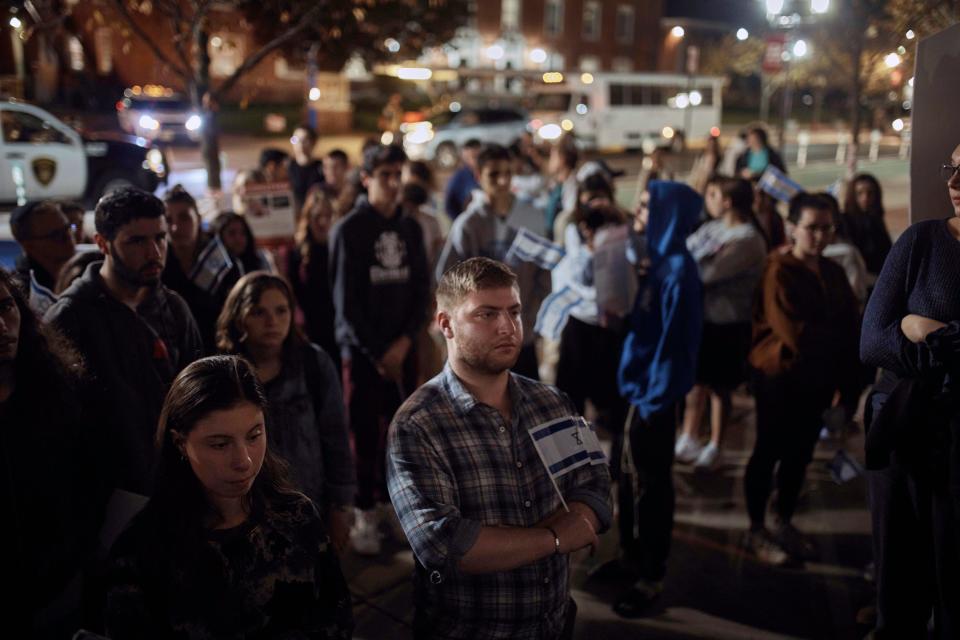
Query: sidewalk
[[341, 390, 874, 639]]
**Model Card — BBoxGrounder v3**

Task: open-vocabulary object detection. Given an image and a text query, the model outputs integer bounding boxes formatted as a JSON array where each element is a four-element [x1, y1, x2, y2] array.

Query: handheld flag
[[535, 285, 589, 340], [189, 237, 234, 294], [529, 416, 607, 510], [826, 449, 864, 484], [758, 166, 804, 203], [506, 227, 566, 270]]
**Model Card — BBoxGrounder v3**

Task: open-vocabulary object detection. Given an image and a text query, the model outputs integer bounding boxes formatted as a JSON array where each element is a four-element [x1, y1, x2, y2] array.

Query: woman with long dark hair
[[1, 268, 98, 638], [104, 355, 353, 638], [216, 272, 355, 554], [677, 177, 768, 469], [842, 172, 892, 280], [212, 211, 275, 275]]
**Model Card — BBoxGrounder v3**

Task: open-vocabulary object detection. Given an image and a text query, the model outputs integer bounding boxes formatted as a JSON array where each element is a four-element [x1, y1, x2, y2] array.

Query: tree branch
[[108, 0, 190, 80], [211, 2, 325, 101]]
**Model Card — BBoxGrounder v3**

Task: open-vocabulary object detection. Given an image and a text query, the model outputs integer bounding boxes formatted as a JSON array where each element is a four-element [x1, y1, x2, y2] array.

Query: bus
[[528, 72, 725, 151]]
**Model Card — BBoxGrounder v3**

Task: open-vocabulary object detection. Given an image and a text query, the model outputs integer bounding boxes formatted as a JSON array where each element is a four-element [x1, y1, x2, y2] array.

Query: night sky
[[665, 0, 766, 25]]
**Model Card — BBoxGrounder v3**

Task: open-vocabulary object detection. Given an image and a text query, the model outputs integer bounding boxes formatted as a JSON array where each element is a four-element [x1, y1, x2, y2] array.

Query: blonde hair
[[436, 257, 518, 312], [294, 186, 335, 266]]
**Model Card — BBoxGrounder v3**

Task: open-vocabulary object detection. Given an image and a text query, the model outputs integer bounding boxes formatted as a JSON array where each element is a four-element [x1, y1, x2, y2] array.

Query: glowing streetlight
[[671, 26, 685, 38], [811, 0, 830, 14], [793, 39, 808, 58], [9, 16, 22, 28], [905, 29, 915, 40], [580, 72, 594, 84], [892, 118, 904, 132], [529, 48, 547, 64], [884, 52, 902, 68], [736, 28, 749, 41], [308, 87, 321, 101]]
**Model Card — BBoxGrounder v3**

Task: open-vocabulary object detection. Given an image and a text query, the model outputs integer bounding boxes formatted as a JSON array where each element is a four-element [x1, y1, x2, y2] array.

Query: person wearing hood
[[437, 143, 552, 380], [614, 181, 704, 617]]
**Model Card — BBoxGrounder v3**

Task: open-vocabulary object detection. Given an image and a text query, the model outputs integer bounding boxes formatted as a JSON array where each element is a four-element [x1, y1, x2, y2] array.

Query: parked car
[[116, 85, 203, 143], [403, 107, 529, 168], [1, 99, 168, 208]]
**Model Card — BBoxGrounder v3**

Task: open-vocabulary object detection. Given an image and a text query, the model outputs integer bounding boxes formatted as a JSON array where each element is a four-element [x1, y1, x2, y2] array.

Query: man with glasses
[[330, 143, 430, 555], [10, 200, 76, 293]]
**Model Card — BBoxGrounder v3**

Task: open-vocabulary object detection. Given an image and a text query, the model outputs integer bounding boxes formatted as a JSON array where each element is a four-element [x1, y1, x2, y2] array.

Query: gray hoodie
[[437, 193, 552, 346]]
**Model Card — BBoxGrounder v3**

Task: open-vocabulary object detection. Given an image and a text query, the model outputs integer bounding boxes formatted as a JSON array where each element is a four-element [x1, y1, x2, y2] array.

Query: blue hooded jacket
[[618, 180, 704, 420]]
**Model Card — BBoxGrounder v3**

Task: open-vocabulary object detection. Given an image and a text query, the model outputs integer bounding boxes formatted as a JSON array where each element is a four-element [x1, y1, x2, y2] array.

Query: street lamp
[[905, 29, 915, 40], [884, 52, 902, 68], [9, 16, 22, 28], [793, 39, 808, 58], [671, 26, 685, 38], [529, 48, 547, 64], [737, 28, 749, 41]]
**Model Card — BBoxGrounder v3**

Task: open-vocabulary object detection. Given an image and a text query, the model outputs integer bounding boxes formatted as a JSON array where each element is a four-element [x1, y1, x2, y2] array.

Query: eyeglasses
[[27, 223, 77, 243], [799, 224, 836, 235], [941, 164, 960, 182]]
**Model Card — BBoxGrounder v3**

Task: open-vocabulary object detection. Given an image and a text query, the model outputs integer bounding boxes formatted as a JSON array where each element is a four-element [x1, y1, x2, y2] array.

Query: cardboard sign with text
[[236, 182, 296, 240], [910, 24, 960, 224]]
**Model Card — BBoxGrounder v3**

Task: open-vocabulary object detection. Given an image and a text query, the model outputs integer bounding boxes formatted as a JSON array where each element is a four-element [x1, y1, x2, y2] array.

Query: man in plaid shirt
[[387, 257, 612, 639]]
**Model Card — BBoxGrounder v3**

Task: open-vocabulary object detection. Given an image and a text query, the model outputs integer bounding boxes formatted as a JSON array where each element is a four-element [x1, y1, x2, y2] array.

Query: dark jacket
[[618, 181, 704, 420], [161, 242, 220, 354], [329, 196, 430, 363], [841, 211, 892, 277], [287, 241, 339, 370], [13, 253, 55, 292], [45, 261, 203, 495]]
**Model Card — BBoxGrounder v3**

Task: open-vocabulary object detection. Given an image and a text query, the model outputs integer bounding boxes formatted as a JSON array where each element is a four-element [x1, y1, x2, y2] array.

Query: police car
[[1, 99, 168, 208], [116, 85, 202, 143]]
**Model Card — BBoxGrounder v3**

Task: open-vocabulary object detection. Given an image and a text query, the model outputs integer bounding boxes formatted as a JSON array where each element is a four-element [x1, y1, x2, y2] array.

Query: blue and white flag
[[189, 237, 234, 293], [505, 227, 566, 270], [826, 449, 864, 484], [28, 270, 58, 316], [535, 285, 589, 340], [758, 166, 804, 203], [825, 178, 844, 200], [529, 416, 606, 481]]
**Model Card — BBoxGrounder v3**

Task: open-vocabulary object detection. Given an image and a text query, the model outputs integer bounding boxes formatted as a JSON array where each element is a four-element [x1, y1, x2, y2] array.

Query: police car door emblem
[[32, 157, 57, 186]]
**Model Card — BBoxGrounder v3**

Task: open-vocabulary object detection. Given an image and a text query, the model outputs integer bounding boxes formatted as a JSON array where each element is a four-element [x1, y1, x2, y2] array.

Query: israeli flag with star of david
[[529, 416, 606, 480], [758, 165, 805, 203]]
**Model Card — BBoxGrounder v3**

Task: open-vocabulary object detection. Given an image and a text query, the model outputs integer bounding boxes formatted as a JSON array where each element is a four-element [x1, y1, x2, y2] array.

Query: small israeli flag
[[535, 285, 589, 340], [825, 179, 844, 200], [505, 227, 566, 270], [530, 415, 606, 473], [190, 237, 234, 293], [758, 166, 805, 203], [826, 449, 864, 484], [28, 270, 58, 316]]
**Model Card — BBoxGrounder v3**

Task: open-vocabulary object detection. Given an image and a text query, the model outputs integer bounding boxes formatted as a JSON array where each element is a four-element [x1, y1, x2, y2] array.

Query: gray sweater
[[436, 195, 552, 345]]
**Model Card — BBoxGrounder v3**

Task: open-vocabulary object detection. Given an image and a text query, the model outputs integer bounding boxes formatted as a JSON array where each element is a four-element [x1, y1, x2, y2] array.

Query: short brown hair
[[436, 257, 518, 311]]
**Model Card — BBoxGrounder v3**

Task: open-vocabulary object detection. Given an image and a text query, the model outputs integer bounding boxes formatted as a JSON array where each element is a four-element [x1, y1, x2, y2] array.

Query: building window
[[502, 0, 520, 31], [582, 1, 601, 41], [579, 55, 600, 72], [209, 33, 243, 78], [67, 36, 85, 71], [544, 0, 563, 37], [94, 28, 112, 75], [612, 56, 633, 72], [616, 5, 635, 45]]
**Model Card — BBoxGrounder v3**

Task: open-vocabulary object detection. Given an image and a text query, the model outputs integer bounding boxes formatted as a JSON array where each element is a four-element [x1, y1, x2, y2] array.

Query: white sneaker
[[350, 508, 382, 556], [694, 442, 720, 469], [378, 501, 408, 544], [674, 433, 702, 463]]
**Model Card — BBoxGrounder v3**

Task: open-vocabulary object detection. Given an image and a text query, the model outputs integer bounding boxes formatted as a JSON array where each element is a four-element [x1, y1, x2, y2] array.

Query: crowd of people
[[3, 121, 959, 639]]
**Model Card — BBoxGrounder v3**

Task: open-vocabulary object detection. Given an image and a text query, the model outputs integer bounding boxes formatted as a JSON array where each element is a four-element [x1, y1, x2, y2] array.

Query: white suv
[[404, 108, 529, 168]]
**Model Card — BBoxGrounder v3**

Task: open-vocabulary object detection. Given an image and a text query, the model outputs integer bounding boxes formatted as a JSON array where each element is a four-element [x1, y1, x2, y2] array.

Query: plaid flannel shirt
[[387, 365, 612, 640]]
